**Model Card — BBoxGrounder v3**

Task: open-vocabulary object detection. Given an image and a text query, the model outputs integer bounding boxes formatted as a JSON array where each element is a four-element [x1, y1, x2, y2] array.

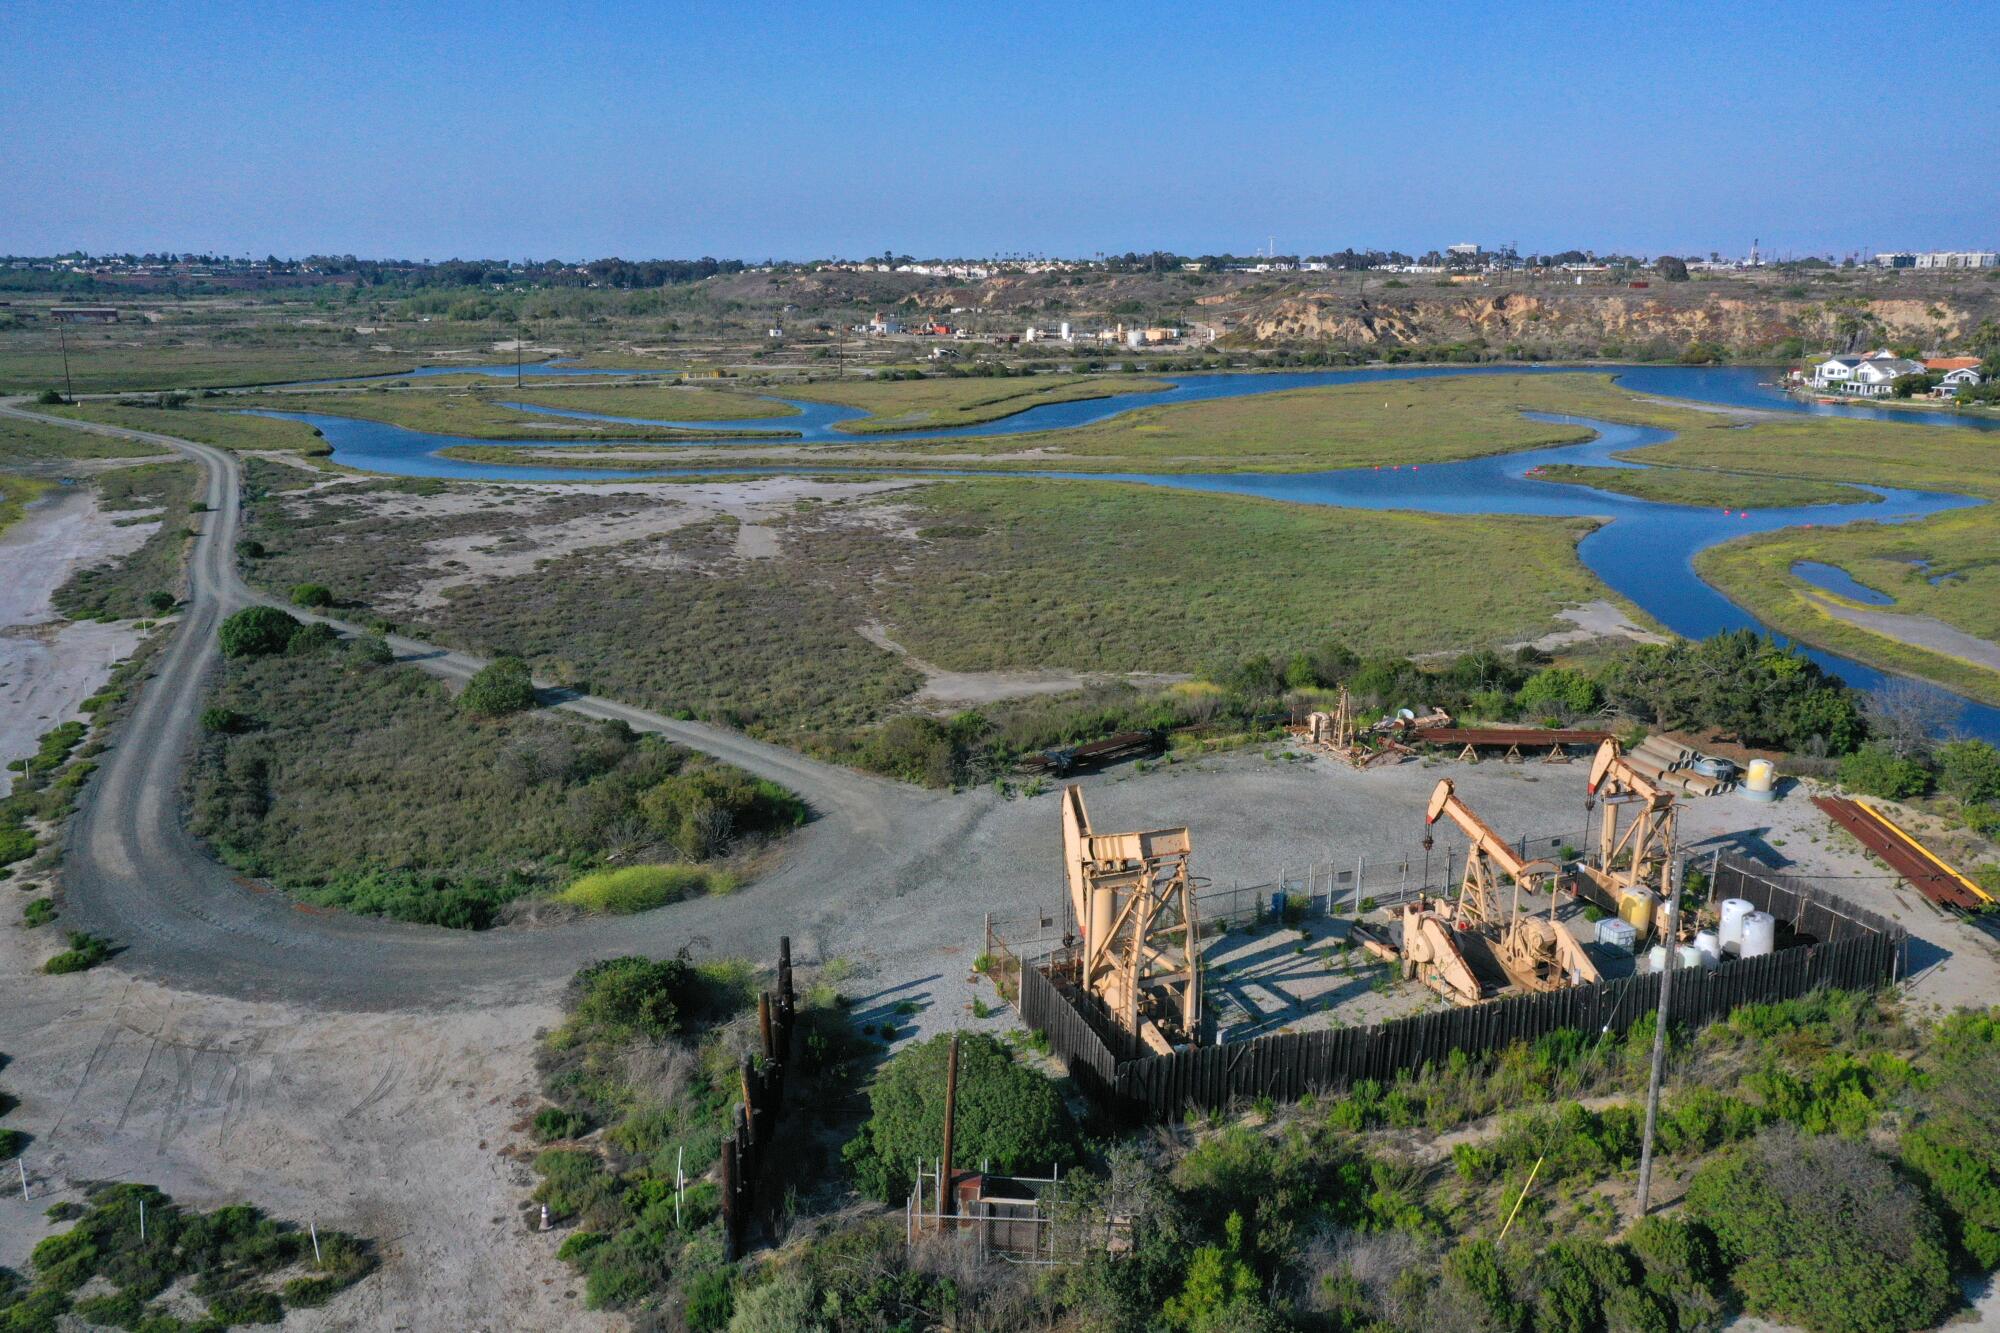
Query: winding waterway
[[253, 364, 2000, 737]]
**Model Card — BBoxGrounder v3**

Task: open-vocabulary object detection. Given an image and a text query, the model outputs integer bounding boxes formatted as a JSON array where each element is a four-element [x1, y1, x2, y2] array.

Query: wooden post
[[719, 1134, 739, 1260], [940, 1033, 961, 1219], [740, 1056, 759, 1149], [758, 992, 775, 1063], [778, 936, 794, 1019], [1636, 855, 1683, 1218]]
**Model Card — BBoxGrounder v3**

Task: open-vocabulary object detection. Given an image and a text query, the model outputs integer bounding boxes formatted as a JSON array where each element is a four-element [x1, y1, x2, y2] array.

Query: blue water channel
[[252, 363, 2000, 737]]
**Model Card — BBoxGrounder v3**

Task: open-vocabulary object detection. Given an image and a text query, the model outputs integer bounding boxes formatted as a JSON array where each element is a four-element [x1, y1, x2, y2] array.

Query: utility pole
[[1635, 852, 1683, 1217], [939, 1033, 961, 1220], [58, 321, 75, 403]]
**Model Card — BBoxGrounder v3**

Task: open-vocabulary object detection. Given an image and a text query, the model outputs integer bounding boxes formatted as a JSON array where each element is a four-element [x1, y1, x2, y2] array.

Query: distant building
[[1445, 243, 1479, 258], [1915, 251, 1998, 270], [51, 306, 118, 323], [1845, 356, 1927, 396], [1927, 357, 1986, 395]]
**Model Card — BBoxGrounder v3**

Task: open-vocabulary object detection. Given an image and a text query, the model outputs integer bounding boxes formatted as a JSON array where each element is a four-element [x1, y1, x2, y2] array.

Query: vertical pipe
[[940, 1033, 961, 1219], [758, 992, 775, 1063]]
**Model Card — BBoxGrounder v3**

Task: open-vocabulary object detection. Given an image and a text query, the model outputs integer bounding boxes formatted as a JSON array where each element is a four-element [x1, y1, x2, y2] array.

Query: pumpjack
[[1580, 739, 1677, 908], [1060, 786, 1201, 1054], [1404, 778, 1601, 1005]]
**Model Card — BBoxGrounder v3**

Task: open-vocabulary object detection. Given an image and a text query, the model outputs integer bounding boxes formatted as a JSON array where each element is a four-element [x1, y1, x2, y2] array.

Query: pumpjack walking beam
[[1061, 786, 1201, 1054]]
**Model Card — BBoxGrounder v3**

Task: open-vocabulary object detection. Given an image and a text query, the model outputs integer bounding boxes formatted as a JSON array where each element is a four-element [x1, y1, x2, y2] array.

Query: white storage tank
[[1743, 759, 1777, 803], [1595, 917, 1638, 953], [1718, 898, 1755, 953], [1647, 944, 1670, 973], [1740, 911, 1777, 958], [1676, 944, 1705, 970], [1692, 930, 1722, 968]]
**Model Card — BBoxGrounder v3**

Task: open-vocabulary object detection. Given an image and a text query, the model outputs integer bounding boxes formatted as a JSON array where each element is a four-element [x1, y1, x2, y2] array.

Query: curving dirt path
[[1, 398, 974, 1010]]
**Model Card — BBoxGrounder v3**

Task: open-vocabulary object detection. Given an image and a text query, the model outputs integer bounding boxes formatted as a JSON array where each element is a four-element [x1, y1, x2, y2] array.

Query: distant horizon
[[3, 1, 1993, 260], [12, 243, 1992, 267]]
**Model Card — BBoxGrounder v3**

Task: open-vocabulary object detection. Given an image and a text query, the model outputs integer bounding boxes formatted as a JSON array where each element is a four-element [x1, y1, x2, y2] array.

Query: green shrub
[[200, 706, 247, 733], [22, 898, 56, 928], [532, 1107, 592, 1141], [459, 656, 537, 716], [0, 1128, 25, 1160], [558, 864, 736, 914], [638, 767, 806, 860], [218, 606, 299, 658], [43, 931, 113, 974], [727, 1272, 823, 1333], [289, 583, 333, 608], [844, 1033, 1079, 1201], [1839, 744, 1932, 800], [1937, 740, 2000, 805], [287, 621, 338, 654], [1516, 666, 1601, 718], [570, 955, 701, 1040], [1687, 1126, 1953, 1332]]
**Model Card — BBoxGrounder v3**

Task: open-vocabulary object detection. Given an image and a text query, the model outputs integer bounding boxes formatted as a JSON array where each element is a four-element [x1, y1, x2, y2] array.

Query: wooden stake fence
[[719, 936, 797, 1259], [1011, 854, 1906, 1124]]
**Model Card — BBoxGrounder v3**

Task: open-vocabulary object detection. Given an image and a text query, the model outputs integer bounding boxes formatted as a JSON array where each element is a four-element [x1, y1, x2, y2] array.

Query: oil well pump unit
[[1060, 785, 1201, 1054], [1580, 738, 1678, 935], [1405, 778, 1601, 1004]]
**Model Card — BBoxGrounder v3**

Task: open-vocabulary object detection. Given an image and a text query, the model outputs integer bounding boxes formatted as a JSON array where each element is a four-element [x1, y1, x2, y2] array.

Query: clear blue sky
[[3, 0, 1992, 261]]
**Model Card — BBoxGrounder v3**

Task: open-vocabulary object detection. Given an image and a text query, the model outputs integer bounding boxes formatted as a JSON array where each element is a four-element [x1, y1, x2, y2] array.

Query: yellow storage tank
[[1618, 888, 1656, 937]]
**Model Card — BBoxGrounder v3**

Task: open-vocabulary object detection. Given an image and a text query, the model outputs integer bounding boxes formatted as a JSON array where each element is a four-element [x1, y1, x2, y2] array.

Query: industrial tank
[[1718, 898, 1755, 953], [1740, 911, 1777, 958], [1692, 930, 1721, 968], [1743, 759, 1776, 803], [1619, 888, 1656, 936]]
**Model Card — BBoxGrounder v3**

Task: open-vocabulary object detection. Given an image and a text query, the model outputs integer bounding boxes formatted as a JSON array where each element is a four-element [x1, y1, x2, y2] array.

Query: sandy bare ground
[[303, 476, 924, 612], [857, 622, 1190, 708], [0, 488, 153, 795], [0, 921, 614, 1333], [1516, 598, 1670, 652], [1802, 589, 2000, 675]]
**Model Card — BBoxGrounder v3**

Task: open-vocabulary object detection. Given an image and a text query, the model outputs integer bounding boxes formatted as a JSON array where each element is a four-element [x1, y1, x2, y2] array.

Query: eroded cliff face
[[1239, 290, 1980, 352]]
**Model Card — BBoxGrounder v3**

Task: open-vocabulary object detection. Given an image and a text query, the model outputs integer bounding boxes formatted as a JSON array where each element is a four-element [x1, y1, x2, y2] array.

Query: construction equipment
[[1060, 786, 1201, 1054], [1581, 739, 1678, 910], [1415, 779, 1601, 1000]]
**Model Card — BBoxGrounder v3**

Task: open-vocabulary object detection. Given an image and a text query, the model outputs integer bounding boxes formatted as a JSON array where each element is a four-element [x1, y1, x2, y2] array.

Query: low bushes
[[459, 655, 537, 716], [217, 604, 300, 658], [188, 650, 801, 926], [843, 1032, 1080, 1202], [1688, 1126, 1955, 1332], [557, 864, 736, 914], [42, 930, 112, 974], [0, 1182, 374, 1328]]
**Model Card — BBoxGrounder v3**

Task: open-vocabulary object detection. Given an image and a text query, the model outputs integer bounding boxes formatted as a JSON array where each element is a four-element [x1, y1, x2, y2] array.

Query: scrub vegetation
[[185, 634, 803, 927], [777, 371, 1167, 432], [559, 986, 2000, 1333], [45, 398, 332, 454], [52, 460, 199, 621], [0, 473, 49, 535], [0, 413, 160, 463], [234, 468, 1627, 764], [220, 387, 800, 441], [1699, 507, 2000, 707], [531, 952, 863, 1318], [0, 1182, 374, 1329]]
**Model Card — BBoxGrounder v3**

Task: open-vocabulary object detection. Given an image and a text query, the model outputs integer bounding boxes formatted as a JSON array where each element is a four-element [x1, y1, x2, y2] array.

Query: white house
[[1845, 357, 1926, 396], [1810, 355, 1863, 388]]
